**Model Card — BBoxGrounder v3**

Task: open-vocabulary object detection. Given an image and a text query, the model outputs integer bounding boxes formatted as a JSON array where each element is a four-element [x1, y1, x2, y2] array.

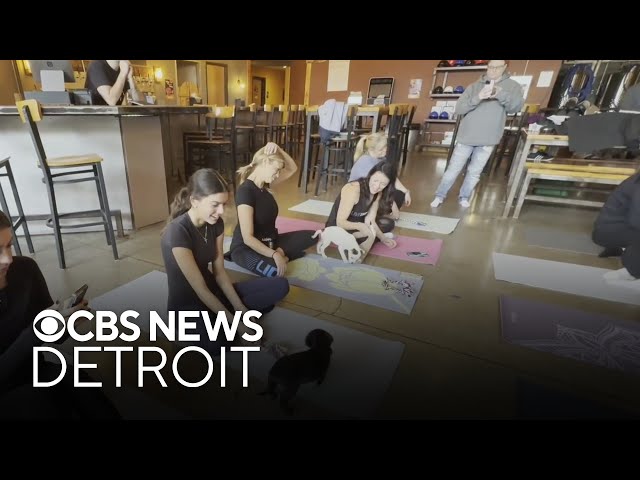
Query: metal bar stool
[[0, 156, 34, 256], [17, 100, 118, 269]]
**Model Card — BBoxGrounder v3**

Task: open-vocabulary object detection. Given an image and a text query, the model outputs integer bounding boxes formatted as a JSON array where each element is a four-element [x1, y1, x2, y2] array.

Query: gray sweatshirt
[[454, 73, 524, 146]]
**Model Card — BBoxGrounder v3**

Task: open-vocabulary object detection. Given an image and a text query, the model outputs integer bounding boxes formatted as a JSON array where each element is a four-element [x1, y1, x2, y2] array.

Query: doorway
[[206, 62, 228, 106], [177, 61, 199, 89], [252, 76, 266, 105]]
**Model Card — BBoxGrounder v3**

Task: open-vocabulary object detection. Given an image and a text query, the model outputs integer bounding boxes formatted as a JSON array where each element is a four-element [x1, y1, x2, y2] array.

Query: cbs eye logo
[[33, 310, 67, 343]]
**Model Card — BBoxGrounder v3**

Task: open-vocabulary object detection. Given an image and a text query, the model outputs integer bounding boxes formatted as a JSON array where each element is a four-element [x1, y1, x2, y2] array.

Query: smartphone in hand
[[487, 80, 496, 96], [68, 284, 89, 308]]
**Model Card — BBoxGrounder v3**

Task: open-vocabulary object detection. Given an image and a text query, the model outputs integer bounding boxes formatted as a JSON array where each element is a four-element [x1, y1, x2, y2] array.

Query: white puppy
[[312, 226, 366, 263]]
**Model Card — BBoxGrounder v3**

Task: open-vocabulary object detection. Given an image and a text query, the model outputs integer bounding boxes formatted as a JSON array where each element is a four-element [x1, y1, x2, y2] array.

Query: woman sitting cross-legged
[[161, 168, 289, 355], [227, 142, 319, 278]]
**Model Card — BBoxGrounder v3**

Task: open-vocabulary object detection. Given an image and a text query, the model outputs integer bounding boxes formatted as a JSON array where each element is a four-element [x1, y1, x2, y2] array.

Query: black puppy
[[260, 329, 334, 416]]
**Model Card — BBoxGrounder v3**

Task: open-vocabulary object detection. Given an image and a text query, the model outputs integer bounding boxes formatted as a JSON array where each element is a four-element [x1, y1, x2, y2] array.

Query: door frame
[[206, 62, 228, 105], [252, 76, 266, 105]]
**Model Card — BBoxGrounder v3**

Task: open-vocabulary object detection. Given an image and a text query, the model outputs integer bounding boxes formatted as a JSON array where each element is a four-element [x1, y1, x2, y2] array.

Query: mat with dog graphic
[[501, 295, 640, 376], [288, 199, 460, 235], [275, 216, 443, 266], [224, 253, 424, 314]]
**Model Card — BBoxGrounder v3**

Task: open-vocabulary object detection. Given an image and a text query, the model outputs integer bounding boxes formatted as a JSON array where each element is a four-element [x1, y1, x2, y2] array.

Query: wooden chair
[[187, 106, 237, 190]]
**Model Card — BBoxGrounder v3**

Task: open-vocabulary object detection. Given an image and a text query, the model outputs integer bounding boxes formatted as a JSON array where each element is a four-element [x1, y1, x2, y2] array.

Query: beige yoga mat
[[493, 253, 640, 306]]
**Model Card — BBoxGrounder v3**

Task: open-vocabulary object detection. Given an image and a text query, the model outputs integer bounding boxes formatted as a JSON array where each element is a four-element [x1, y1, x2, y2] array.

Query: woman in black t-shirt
[[84, 60, 143, 106], [0, 212, 120, 419], [228, 142, 318, 278], [161, 168, 289, 354], [325, 161, 399, 262]]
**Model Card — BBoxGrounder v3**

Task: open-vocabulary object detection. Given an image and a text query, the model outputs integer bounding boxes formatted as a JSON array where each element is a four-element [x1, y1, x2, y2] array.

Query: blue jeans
[[435, 143, 494, 200]]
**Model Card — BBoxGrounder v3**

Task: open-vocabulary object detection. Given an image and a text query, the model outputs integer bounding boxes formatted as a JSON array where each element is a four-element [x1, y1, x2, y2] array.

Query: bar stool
[[0, 156, 34, 256], [187, 106, 237, 191], [314, 106, 358, 195], [16, 100, 118, 269], [399, 105, 417, 168]]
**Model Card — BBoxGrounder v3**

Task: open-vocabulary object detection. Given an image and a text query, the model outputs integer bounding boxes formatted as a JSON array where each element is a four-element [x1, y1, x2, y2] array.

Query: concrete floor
[[22, 149, 640, 419]]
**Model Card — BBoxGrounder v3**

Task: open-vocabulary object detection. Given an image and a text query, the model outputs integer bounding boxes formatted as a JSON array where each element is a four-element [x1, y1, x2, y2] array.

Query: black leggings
[[593, 223, 640, 278], [392, 190, 406, 211], [180, 276, 290, 356], [229, 230, 318, 278]]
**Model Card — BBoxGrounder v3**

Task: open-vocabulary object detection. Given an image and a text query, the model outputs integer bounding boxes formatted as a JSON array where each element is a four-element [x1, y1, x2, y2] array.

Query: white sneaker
[[603, 267, 636, 283], [459, 199, 471, 208], [383, 232, 395, 239], [430, 197, 443, 208]]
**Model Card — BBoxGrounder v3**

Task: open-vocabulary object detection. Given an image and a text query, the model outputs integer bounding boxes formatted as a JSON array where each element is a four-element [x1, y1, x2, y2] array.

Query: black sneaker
[[598, 246, 623, 258]]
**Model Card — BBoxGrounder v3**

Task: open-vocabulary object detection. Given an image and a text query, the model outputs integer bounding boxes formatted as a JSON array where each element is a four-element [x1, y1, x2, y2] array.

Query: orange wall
[[308, 60, 563, 122], [252, 66, 285, 105]]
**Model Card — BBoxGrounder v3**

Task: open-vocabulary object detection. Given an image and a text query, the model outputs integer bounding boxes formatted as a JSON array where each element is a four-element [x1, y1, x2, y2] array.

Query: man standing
[[85, 60, 143, 106], [431, 60, 524, 208]]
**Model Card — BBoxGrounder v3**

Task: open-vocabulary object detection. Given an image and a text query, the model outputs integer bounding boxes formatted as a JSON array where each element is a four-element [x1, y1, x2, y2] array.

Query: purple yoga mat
[[500, 295, 640, 376], [275, 216, 442, 266]]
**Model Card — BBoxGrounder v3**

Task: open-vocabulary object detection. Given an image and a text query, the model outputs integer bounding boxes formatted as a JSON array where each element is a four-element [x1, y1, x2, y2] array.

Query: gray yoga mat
[[492, 252, 640, 306], [501, 295, 640, 376], [525, 227, 602, 255], [91, 271, 405, 418], [288, 199, 460, 235], [224, 253, 424, 315]]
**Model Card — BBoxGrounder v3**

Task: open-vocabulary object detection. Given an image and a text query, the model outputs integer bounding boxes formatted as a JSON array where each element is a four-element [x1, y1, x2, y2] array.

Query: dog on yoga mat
[[312, 226, 367, 263], [259, 329, 334, 416]]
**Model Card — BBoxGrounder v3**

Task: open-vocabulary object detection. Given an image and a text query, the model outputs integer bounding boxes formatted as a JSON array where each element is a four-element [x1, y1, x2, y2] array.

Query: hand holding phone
[[67, 284, 89, 309]]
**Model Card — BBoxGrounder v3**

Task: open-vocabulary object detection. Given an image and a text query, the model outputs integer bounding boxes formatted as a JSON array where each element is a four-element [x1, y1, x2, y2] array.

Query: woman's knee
[[273, 276, 290, 299], [377, 217, 395, 233]]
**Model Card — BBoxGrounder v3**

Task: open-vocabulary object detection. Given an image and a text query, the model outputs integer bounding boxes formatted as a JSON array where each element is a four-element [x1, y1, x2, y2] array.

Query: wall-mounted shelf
[[425, 119, 456, 124], [429, 63, 486, 119], [436, 66, 488, 72]]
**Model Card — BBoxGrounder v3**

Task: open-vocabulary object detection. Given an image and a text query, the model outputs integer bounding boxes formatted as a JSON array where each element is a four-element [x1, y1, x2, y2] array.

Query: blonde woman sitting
[[227, 142, 318, 278]]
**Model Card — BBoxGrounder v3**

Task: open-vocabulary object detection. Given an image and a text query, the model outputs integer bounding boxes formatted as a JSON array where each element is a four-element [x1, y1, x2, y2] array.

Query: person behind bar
[[85, 60, 143, 106]]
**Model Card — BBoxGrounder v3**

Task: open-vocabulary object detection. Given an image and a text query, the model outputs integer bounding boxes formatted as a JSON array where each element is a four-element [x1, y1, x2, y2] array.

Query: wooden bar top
[[0, 105, 210, 117]]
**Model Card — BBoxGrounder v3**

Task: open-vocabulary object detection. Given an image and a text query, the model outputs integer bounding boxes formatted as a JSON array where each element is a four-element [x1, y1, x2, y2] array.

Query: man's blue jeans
[[434, 143, 494, 200]]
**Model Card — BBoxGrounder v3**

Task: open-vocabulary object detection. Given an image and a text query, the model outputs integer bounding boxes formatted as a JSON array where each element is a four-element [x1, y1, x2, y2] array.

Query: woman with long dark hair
[[325, 160, 399, 261], [0, 211, 120, 419], [160, 168, 289, 354]]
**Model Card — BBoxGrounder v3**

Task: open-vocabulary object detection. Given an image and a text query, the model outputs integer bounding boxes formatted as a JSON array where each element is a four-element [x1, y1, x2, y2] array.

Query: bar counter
[[0, 105, 208, 234]]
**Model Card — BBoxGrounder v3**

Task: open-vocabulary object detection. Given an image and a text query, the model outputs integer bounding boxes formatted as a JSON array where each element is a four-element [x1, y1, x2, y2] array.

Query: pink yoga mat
[[275, 216, 442, 266]]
